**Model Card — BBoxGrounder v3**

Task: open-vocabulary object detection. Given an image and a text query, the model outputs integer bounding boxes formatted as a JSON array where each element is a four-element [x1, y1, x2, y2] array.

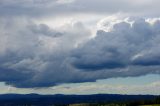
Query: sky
[[0, 0, 160, 95]]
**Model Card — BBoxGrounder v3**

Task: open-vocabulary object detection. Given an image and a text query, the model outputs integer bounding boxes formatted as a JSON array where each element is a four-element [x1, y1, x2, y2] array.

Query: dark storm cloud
[[0, 0, 160, 88], [0, 67, 34, 81], [0, 17, 93, 88], [71, 18, 160, 70], [72, 46, 126, 70], [132, 53, 160, 66], [0, 16, 160, 88]]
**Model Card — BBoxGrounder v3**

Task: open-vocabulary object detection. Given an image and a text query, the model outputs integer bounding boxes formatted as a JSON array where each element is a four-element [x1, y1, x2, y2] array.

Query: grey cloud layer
[[0, 0, 160, 17], [0, 17, 160, 88]]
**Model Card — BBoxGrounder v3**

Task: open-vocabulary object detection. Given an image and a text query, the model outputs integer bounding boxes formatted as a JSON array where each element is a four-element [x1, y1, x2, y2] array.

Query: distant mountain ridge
[[0, 94, 158, 106]]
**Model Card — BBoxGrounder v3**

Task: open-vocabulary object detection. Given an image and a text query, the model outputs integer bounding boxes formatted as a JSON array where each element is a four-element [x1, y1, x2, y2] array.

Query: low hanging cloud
[[50, 81, 160, 95], [0, 17, 160, 88]]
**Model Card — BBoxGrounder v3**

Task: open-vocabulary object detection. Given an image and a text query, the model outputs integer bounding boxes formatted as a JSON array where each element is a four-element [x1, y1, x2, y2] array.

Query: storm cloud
[[0, 16, 160, 88], [71, 18, 160, 70]]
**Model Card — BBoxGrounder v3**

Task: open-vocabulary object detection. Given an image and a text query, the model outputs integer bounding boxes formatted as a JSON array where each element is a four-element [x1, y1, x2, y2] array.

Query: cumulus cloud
[[0, 16, 160, 88], [71, 18, 160, 71]]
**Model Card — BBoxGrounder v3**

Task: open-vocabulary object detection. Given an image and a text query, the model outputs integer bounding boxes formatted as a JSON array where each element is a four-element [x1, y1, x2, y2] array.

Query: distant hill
[[0, 94, 158, 106]]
